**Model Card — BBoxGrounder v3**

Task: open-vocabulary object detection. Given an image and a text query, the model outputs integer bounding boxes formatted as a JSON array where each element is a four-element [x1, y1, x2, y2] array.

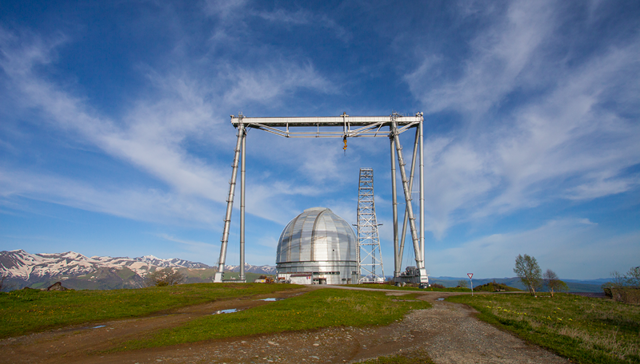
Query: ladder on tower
[[356, 168, 385, 283]]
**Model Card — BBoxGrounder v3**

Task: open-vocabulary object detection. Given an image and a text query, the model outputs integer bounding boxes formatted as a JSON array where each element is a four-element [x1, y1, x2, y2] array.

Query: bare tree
[[626, 266, 640, 288], [456, 279, 468, 288], [543, 269, 568, 297], [514, 254, 542, 296], [146, 268, 185, 287]]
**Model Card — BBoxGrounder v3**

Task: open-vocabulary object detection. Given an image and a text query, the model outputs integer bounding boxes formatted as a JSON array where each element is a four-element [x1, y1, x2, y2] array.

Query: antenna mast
[[356, 168, 385, 283]]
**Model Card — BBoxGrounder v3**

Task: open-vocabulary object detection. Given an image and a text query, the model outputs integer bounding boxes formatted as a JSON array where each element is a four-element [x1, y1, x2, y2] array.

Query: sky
[[1, 0, 639, 280]]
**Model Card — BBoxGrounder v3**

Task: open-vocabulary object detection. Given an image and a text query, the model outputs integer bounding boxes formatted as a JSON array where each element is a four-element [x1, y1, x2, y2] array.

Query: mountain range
[[429, 276, 608, 293], [0, 250, 276, 290], [0, 249, 606, 293]]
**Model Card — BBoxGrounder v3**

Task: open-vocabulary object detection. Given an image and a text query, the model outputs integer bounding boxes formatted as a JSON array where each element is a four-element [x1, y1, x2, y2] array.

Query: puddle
[[437, 298, 445, 301], [92, 325, 106, 329], [260, 298, 285, 301], [213, 309, 239, 315]]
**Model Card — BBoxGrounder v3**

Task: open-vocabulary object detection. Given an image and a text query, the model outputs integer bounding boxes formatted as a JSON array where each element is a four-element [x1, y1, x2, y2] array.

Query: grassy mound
[[117, 289, 432, 351], [348, 283, 471, 292], [473, 282, 521, 292], [448, 293, 640, 364], [0, 283, 299, 338]]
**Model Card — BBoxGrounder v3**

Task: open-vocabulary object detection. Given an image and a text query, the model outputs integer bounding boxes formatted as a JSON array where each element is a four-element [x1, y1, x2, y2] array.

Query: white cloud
[[0, 168, 221, 227], [426, 218, 639, 279], [404, 1, 640, 238], [0, 27, 337, 226], [158, 233, 217, 249], [253, 8, 351, 42], [255, 9, 311, 25], [222, 62, 333, 107], [406, 0, 557, 115]]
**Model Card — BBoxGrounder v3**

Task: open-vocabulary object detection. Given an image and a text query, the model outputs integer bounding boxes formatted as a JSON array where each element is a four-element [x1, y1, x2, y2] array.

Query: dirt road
[[0, 288, 570, 363]]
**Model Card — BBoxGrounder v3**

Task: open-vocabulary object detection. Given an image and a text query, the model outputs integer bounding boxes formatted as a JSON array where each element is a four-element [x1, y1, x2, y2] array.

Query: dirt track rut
[[0, 289, 570, 363]]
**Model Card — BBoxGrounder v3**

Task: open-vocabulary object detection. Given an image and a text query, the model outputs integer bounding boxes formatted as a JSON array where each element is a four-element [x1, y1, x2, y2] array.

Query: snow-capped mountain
[[135, 255, 210, 269], [0, 250, 277, 290], [224, 263, 277, 275], [0, 250, 211, 280]]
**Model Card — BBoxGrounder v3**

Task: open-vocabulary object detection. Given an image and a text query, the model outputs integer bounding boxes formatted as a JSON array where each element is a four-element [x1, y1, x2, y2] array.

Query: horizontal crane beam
[[231, 113, 423, 127], [231, 113, 423, 138]]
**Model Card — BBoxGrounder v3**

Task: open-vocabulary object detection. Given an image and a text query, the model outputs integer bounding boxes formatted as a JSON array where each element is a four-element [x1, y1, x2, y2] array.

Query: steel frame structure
[[356, 168, 385, 282], [213, 112, 428, 284]]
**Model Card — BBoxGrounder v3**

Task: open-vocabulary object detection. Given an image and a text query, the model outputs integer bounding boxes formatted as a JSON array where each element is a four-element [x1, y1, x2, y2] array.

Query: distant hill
[[0, 250, 276, 291], [430, 276, 605, 293]]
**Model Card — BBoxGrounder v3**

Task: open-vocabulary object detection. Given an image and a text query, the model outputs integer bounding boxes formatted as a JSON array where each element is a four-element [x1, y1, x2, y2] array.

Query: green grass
[[117, 288, 432, 351], [348, 284, 471, 292], [448, 293, 640, 364], [0, 283, 300, 339]]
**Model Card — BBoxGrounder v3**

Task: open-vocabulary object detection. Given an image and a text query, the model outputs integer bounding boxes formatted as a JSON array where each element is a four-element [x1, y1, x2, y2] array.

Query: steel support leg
[[239, 128, 246, 282], [419, 116, 425, 264], [391, 120, 426, 282], [214, 123, 245, 283], [399, 127, 419, 270], [390, 133, 399, 278]]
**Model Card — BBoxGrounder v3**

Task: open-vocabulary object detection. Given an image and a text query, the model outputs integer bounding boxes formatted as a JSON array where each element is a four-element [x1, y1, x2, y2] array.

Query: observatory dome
[[276, 207, 358, 285]]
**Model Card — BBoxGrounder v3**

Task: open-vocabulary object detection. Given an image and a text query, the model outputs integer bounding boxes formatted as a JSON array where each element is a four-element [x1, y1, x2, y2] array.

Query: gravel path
[[415, 294, 569, 364], [0, 290, 570, 363]]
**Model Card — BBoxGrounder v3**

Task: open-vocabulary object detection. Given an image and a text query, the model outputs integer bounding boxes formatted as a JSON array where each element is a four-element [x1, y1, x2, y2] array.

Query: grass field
[[117, 289, 432, 351], [348, 284, 471, 292], [0, 283, 300, 339], [448, 293, 640, 364]]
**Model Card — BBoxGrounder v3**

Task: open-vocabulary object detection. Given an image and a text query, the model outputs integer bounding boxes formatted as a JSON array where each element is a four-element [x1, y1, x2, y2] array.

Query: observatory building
[[276, 207, 358, 285]]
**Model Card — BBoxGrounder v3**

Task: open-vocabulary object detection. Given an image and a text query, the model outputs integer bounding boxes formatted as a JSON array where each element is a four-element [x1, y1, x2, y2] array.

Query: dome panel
[[276, 207, 357, 264], [276, 207, 359, 285]]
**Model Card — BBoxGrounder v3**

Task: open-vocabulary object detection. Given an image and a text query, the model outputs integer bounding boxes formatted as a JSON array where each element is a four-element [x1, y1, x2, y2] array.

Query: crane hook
[[343, 135, 347, 155]]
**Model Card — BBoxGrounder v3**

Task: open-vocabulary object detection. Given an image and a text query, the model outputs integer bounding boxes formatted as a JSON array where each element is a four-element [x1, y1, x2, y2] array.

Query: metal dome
[[276, 207, 358, 284]]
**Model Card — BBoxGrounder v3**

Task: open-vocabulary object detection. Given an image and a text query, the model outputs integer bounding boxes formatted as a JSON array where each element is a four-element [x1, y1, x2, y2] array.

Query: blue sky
[[1, 0, 638, 279]]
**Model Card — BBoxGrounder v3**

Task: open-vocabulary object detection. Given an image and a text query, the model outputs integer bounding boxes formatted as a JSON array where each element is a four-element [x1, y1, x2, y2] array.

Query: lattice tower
[[357, 168, 385, 282]]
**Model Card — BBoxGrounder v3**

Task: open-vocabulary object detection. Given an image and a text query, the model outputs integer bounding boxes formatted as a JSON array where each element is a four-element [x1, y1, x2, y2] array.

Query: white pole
[[239, 128, 246, 282], [419, 114, 425, 259], [390, 132, 399, 279]]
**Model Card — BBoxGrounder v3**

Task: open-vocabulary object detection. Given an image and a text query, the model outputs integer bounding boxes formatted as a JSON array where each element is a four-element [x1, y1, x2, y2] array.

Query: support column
[[419, 115, 425, 264], [391, 119, 427, 283], [390, 133, 399, 278], [214, 123, 245, 283], [399, 127, 419, 270], [239, 128, 246, 282]]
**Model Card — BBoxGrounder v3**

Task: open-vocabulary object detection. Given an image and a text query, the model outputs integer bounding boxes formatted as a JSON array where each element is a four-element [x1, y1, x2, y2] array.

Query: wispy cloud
[[222, 62, 334, 107], [0, 24, 337, 226], [158, 233, 217, 249], [404, 0, 640, 238], [406, 0, 556, 115], [0, 168, 221, 227], [253, 8, 351, 43], [426, 218, 638, 279]]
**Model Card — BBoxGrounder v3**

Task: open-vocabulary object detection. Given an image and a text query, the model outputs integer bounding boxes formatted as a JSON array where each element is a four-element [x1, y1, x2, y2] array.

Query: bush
[[603, 266, 640, 304], [610, 287, 640, 305], [146, 268, 185, 287], [474, 282, 521, 292], [430, 283, 445, 289]]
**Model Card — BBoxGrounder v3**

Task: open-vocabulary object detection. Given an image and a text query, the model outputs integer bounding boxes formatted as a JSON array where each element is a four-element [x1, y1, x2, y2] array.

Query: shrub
[[146, 268, 185, 287]]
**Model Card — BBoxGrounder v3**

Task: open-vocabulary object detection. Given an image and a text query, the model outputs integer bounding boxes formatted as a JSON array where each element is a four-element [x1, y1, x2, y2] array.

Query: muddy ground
[[0, 287, 569, 363]]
